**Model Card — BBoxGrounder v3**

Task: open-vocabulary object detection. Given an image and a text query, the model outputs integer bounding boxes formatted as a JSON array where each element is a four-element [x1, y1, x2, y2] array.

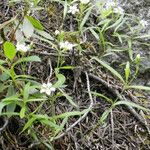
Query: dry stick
[[110, 110, 115, 148], [47, 58, 53, 82], [53, 72, 94, 141], [88, 73, 150, 136], [0, 118, 8, 133]]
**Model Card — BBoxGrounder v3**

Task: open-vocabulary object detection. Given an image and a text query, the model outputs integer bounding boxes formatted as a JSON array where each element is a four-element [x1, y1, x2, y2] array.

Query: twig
[[47, 58, 53, 82], [0, 118, 8, 133], [53, 72, 94, 141], [110, 110, 115, 148]]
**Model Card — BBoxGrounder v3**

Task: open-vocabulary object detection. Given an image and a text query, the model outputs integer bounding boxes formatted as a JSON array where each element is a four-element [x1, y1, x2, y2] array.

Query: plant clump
[[0, 0, 150, 149]]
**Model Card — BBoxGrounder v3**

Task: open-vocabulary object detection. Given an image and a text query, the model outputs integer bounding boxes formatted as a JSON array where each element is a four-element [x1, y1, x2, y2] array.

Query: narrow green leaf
[[63, 0, 68, 20], [89, 28, 99, 40], [0, 72, 10, 81], [114, 101, 150, 112], [124, 61, 130, 83], [92, 57, 124, 83], [134, 34, 150, 39], [52, 110, 86, 119], [3, 41, 16, 61], [126, 85, 150, 91], [26, 99, 46, 102], [22, 117, 36, 132], [99, 31, 106, 49], [13, 56, 41, 66], [80, 7, 92, 31], [99, 108, 112, 123], [20, 105, 26, 118], [26, 15, 44, 30], [53, 74, 66, 88], [0, 84, 8, 93], [106, 15, 124, 31], [35, 29, 54, 40], [0, 65, 11, 77], [23, 82, 30, 101], [40, 119, 62, 130], [91, 91, 113, 104], [6, 85, 16, 115], [0, 102, 5, 114], [59, 89, 78, 108], [59, 66, 75, 70]]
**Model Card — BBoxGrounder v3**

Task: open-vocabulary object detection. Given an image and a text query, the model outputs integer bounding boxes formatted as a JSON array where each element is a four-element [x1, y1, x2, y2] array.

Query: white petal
[[40, 89, 45, 93], [55, 30, 60, 35], [42, 83, 47, 88], [45, 89, 51, 95], [50, 87, 56, 92], [47, 82, 52, 88]]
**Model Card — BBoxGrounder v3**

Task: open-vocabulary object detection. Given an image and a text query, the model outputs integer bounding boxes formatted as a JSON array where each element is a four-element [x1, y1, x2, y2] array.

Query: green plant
[[0, 0, 150, 148]]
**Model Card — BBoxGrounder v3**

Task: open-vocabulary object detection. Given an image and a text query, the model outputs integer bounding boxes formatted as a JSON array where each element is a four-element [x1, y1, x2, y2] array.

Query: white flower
[[16, 43, 30, 52], [30, 2, 34, 7], [40, 82, 56, 96], [80, 0, 90, 4], [68, 4, 79, 15], [55, 30, 60, 35], [59, 41, 75, 50], [113, 6, 124, 15], [140, 20, 148, 28]]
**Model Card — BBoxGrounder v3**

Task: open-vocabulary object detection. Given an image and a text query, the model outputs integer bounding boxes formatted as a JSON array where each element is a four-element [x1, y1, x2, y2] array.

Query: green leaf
[[134, 34, 150, 39], [23, 82, 30, 101], [106, 15, 124, 31], [52, 110, 86, 120], [13, 56, 41, 66], [89, 28, 99, 40], [63, 0, 68, 20], [53, 74, 66, 88], [99, 108, 112, 123], [0, 83, 8, 93], [126, 85, 150, 91], [80, 7, 92, 31], [124, 61, 130, 83], [99, 31, 106, 49], [32, 33, 56, 48], [22, 17, 34, 38], [6, 85, 16, 115], [26, 98, 46, 102], [91, 91, 113, 104], [59, 66, 75, 70], [3, 41, 16, 61], [114, 101, 150, 112], [0, 102, 5, 114], [135, 54, 141, 65], [40, 119, 62, 130], [20, 105, 26, 118], [26, 15, 44, 30], [0, 72, 10, 81], [22, 117, 37, 132], [59, 89, 78, 108], [0, 65, 11, 77], [35, 29, 54, 40], [92, 57, 124, 83]]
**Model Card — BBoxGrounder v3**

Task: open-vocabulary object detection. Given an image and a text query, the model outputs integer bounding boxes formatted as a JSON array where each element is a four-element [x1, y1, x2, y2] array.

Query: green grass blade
[[126, 85, 150, 91], [92, 57, 124, 83]]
